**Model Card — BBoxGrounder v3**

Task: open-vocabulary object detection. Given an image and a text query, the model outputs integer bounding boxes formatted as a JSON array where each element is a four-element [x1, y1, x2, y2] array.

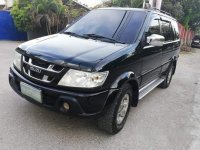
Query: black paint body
[[9, 8, 181, 117]]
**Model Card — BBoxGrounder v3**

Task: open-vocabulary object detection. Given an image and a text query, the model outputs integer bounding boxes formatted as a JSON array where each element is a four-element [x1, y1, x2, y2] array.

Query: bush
[[11, 0, 68, 34], [11, 0, 33, 32]]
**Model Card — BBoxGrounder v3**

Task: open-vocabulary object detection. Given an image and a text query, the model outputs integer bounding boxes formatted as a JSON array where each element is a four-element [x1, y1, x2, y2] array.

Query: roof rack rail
[[149, 7, 172, 16]]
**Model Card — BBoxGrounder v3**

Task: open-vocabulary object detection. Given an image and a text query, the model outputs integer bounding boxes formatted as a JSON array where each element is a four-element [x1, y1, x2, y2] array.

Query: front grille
[[32, 58, 49, 68], [22, 55, 64, 83]]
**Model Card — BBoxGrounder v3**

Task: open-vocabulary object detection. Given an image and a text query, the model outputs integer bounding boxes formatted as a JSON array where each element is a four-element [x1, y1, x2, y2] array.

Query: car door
[[140, 14, 162, 87], [160, 18, 176, 73]]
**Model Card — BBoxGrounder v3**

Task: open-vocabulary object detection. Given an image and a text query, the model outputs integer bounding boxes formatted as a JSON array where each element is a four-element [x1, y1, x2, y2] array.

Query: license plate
[[20, 82, 42, 103], [194, 40, 199, 43]]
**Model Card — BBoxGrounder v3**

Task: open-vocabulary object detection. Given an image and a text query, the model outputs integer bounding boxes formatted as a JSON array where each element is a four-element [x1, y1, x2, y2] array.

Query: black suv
[[9, 8, 180, 134], [191, 35, 200, 48]]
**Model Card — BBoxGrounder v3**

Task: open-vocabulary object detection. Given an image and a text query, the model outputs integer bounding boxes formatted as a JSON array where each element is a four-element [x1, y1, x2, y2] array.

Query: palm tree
[[31, 0, 68, 35]]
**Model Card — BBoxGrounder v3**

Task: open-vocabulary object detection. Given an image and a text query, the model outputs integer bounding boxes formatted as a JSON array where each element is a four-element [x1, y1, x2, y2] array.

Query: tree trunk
[[27, 28, 48, 40]]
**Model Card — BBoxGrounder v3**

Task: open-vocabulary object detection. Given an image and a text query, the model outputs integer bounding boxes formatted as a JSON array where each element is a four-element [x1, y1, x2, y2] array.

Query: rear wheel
[[97, 84, 133, 134], [159, 64, 174, 89]]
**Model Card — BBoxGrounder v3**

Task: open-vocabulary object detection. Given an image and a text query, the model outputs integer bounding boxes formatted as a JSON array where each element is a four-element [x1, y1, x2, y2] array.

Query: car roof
[[99, 7, 148, 11], [98, 7, 177, 21]]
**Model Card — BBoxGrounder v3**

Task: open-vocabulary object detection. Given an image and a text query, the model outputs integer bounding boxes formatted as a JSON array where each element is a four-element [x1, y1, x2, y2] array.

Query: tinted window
[[171, 20, 180, 40], [66, 10, 126, 38], [117, 11, 147, 44], [148, 18, 160, 35], [161, 20, 174, 41]]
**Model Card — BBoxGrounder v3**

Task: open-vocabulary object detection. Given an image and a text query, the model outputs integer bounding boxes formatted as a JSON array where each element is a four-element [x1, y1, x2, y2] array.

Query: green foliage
[[108, 0, 200, 32], [195, 27, 200, 34], [31, 0, 68, 34], [161, 0, 184, 22], [162, 0, 200, 31], [182, 0, 200, 31], [68, 8, 87, 23], [64, 0, 88, 23], [11, 0, 33, 32], [11, 0, 68, 34], [111, 0, 143, 8]]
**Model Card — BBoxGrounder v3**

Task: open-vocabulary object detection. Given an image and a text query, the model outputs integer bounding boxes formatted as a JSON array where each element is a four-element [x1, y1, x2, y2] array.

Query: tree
[[111, 0, 143, 8], [11, 0, 33, 32], [162, 0, 200, 31], [31, 0, 68, 34], [108, 0, 200, 32], [161, 0, 184, 22], [182, 0, 200, 31], [63, 0, 89, 23], [11, 0, 68, 34]]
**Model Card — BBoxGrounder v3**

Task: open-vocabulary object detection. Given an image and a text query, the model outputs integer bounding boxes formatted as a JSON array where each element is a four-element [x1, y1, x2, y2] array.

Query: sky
[[77, 0, 105, 7]]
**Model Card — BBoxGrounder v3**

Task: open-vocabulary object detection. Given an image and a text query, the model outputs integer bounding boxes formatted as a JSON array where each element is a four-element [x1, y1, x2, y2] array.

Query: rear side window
[[117, 11, 147, 44], [171, 20, 180, 40], [160, 20, 174, 41]]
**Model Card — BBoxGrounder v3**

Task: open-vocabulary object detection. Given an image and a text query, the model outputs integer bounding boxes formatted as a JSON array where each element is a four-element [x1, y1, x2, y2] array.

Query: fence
[[178, 23, 195, 45], [0, 10, 27, 41]]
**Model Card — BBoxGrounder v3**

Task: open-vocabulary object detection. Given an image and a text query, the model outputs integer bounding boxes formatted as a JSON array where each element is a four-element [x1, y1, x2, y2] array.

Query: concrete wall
[[6, 0, 14, 8], [0, 0, 14, 8], [0, 0, 5, 5]]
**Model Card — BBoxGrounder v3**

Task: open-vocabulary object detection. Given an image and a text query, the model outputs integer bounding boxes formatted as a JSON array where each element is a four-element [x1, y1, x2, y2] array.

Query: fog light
[[63, 102, 70, 110]]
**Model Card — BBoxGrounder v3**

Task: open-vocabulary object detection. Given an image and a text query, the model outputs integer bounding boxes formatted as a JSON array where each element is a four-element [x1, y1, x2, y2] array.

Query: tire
[[97, 84, 133, 134], [159, 64, 174, 89]]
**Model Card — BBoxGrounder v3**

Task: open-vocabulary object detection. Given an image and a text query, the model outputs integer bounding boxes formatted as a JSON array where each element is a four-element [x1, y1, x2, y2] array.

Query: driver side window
[[145, 18, 161, 46]]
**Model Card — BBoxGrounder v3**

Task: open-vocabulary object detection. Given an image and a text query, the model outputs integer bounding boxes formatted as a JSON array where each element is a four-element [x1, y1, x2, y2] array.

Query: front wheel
[[159, 64, 174, 89], [97, 84, 133, 134]]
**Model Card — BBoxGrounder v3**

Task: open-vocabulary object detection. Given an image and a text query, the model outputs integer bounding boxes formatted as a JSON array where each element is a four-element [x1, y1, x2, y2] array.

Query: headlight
[[13, 50, 22, 71], [58, 69, 108, 88]]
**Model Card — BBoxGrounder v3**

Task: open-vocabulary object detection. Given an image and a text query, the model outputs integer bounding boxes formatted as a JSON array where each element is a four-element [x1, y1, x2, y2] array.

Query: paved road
[[0, 41, 200, 150]]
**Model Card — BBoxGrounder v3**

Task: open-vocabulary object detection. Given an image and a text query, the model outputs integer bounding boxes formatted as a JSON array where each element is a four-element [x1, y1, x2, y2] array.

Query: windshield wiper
[[64, 32, 88, 39], [84, 34, 125, 44]]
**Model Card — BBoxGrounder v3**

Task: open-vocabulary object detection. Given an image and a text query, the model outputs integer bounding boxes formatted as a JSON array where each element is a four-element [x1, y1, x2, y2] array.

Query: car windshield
[[64, 9, 146, 44]]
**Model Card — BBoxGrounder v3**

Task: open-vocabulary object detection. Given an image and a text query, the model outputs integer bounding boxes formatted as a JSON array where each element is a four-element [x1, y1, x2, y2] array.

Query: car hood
[[19, 34, 128, 71]]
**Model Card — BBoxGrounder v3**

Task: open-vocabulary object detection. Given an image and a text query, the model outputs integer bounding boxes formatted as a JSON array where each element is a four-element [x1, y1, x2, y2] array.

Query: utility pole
[[143, 0, 151, 9], [155, 0, 162, 10], [143, 0, 163, 10]]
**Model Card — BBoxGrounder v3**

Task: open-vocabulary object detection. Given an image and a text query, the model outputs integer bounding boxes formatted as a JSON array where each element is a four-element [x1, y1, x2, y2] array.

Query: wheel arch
[[108, 71, 139, 107], [172, 56, 178, 75]]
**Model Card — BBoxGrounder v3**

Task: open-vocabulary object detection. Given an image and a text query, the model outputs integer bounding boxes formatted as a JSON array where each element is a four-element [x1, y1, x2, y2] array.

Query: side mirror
[[147, 34, 165, 47]]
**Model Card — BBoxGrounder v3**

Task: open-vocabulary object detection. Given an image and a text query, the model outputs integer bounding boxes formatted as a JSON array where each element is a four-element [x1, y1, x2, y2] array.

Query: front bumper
[[9, 66, 116, 117]]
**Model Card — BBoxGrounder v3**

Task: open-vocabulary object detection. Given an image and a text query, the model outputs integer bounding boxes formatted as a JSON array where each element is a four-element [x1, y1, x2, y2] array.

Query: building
[[0, 0, 13, 9], [0, 0, 6, 9]]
